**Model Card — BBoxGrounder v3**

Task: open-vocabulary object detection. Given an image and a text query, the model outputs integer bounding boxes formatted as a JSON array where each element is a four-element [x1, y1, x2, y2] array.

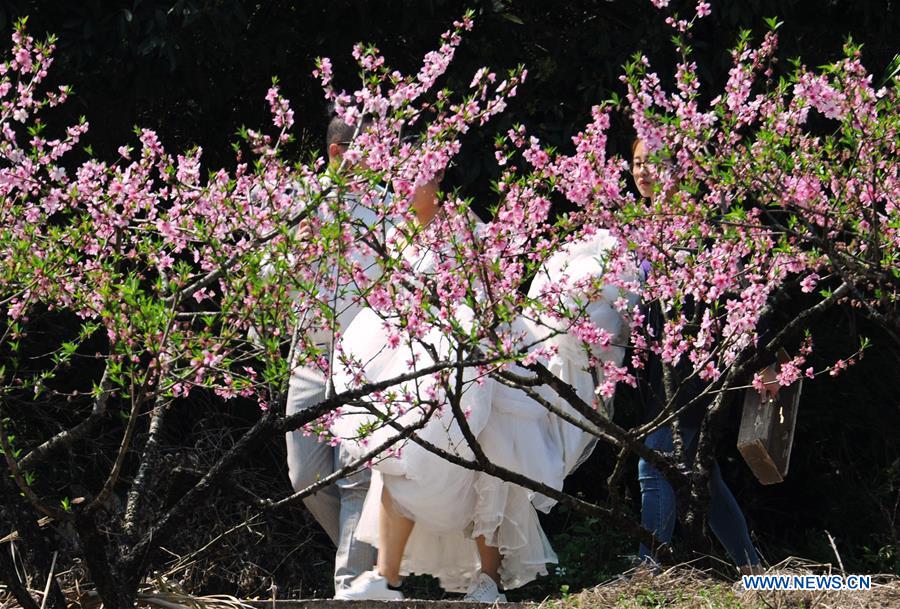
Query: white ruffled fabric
[[527, 229, 638, 482], [330, 228, 637, 593]]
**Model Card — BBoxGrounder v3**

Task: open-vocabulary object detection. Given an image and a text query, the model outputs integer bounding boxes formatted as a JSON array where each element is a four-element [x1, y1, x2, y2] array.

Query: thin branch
[[445, 346, 490, 467], [129, 353, 501, 562], [399, 414, 672, 559], [826, 259, 900, 346], [87, 373, 146, 510], [763, 282, 852, 353], [259, 401, 439, 512], [19, 365, 114, 470], [122, 394, 170, 537], [606, 445, 631, 510], [492, 370, 615, 444], [37, 551, 58, 609], [162, 202, 316, 308], [0, 542, 41, 609], [0, 415, 69, 521], [522, 361, 688, 483]]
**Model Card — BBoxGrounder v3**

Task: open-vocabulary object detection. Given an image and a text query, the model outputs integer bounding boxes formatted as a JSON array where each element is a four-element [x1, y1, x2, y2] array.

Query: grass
[[534, 558, 899, 609], [3, 557, 897, 609]]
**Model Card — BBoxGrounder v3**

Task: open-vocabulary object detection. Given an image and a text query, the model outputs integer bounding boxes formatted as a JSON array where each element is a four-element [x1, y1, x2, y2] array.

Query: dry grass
[[533, 558, 900, 609], [4, 558, 898, 609], [130, 575, 259, 609], [1, 574, 261, 609]]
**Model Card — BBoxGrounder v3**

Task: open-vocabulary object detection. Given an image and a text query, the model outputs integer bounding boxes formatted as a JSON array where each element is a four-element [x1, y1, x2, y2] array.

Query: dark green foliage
[[527, 506, 636, 598]]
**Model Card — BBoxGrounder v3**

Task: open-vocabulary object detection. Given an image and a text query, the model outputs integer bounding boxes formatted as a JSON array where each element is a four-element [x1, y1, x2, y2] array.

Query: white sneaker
[[334, 570, 404, 600], [462, 572, 507, 603]]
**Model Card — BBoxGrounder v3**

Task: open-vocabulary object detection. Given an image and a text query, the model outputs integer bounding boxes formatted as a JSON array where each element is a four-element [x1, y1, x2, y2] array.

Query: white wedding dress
[[330, 228, 637, 592]]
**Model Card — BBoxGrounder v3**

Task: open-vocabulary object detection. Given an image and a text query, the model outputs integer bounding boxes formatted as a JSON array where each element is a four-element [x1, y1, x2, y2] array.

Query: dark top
[[637, 300, 709, 431], [635, 283, 777, 432]]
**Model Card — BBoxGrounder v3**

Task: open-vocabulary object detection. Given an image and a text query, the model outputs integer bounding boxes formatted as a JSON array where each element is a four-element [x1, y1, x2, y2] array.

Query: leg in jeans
[[333, 443, 377, 591], [706, 461, 760, 568], [637, 425, 759, 569], [638, 426, 678, 561], [680, 427, 760, 569]]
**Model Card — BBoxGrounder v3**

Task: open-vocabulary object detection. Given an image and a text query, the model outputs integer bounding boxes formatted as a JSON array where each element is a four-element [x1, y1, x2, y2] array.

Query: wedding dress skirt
[[329, 228, 637, 592], [463, 229, 638, 588], [330, 301, 501, 592]]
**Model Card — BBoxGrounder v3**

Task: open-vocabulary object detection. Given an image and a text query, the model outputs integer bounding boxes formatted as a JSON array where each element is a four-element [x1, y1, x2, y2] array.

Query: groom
[[284, 115, 378, 594]]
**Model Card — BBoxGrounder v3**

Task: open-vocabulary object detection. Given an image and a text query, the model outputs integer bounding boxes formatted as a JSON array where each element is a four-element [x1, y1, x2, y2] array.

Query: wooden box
[[737, 361, 802, 485]]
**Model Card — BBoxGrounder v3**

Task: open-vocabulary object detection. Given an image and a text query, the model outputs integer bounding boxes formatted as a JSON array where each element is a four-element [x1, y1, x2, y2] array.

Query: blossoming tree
[[0, 1, 897, 606]]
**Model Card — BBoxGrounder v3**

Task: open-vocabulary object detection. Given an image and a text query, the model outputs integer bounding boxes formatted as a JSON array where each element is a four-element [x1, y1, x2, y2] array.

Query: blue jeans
[[638, 425, 760, 567]]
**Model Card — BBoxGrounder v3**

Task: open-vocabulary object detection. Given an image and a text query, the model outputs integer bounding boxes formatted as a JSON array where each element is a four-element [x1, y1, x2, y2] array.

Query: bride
[[329, 172, 637, 602]]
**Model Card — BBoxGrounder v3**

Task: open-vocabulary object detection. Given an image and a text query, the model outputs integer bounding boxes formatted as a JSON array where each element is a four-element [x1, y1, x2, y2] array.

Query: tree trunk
[[74, 511, 137, 609]]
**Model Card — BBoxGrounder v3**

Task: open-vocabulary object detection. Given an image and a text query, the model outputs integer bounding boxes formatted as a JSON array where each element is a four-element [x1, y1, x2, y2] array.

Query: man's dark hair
[[326, 115, 355, 148]]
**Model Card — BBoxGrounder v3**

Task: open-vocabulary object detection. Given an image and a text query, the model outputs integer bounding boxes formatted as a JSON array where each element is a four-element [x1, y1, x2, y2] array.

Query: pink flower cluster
[[1, 0, 895, 443]]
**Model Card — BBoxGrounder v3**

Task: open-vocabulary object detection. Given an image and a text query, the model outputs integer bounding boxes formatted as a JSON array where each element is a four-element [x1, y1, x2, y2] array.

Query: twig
[[0, 541, 40, 609], [492, 370, 614, 443], [38, 551, 57, 609], [522, 361, 689, 483], [88, 375, 146, 510], [123, 394, 171, 536], [10, 541, 24, 593], [259, 400, 437, 512], [20, 366, 114, 470], [0, 417, 69, 521], [164, 515, 263, 576], [825, 530, 845, 575], [763, 282, 851, 354], [161, 191, 321, 308]]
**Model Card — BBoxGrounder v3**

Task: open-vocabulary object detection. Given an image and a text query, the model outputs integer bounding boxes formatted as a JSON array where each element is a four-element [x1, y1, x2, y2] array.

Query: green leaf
[[881, 53, 900, 86], [501, 12, 524, 25], [763, 16, 784, 31]]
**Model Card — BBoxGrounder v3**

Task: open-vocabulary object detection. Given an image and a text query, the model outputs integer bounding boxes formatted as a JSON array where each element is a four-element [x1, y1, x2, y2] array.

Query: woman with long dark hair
[[631, 138, 765, 575]]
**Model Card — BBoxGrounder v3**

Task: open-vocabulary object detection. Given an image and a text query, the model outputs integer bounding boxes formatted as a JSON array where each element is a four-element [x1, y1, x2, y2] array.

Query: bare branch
[[87, 376, 146, 511], [763, 282, 852, 354], [523, 361, 689, 483], [19, 365, 114, 470], [122, 395, 170, 537], [399, 416, 672, 559], [492, 370, 614, 443], [0, 414, 70, 521], [259, 401, 440, 512]]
